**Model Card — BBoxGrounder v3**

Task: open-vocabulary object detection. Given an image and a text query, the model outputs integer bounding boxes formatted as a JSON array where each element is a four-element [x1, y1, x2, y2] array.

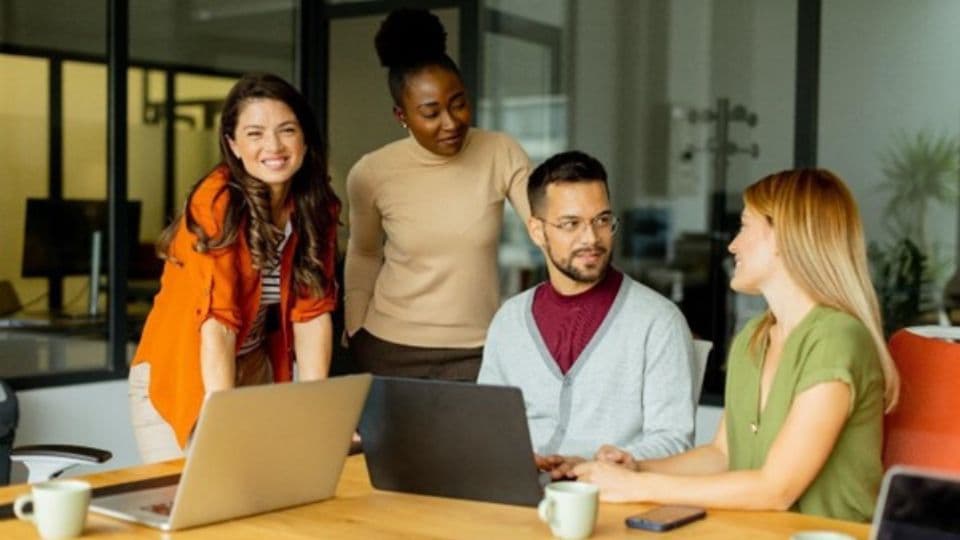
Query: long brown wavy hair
[[743, 169, 899, 411], [158, 73, 340, 297]]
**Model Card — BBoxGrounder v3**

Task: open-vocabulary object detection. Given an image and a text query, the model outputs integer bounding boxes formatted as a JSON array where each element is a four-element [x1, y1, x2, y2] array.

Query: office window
[[0, 49, 119, 381], [481, 0, 568, 165], [171, 74, 237, 219], [61, 60, 109, 315], [129, 68, 168, 253], [0, 0, 300, 387], [0, 54, 49, 309], [1, 0, 106, 56], [480, 1, 569, 298]]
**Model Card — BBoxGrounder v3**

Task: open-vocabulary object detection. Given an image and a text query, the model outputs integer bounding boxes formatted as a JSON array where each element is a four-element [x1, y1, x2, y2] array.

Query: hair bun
[[375, 8, 447, 68]]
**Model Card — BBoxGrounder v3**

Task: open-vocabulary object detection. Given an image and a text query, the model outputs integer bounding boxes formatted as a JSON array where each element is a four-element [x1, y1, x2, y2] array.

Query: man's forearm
[[625, 430, 694, 462]]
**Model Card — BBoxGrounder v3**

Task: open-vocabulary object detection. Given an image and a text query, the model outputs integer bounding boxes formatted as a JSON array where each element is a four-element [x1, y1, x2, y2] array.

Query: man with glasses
[[478, 150, 696, 478]]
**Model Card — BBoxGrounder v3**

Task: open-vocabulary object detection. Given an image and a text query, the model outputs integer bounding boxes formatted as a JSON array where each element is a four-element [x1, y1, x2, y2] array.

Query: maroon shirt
[[532, 268, 624, 375]]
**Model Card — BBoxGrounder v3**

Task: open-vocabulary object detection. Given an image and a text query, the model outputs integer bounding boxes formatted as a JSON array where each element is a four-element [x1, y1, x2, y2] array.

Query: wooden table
[[0, 456, 872, 539]]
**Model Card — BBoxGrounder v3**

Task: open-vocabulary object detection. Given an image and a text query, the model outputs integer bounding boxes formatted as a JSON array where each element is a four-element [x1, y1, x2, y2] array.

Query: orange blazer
[[132, 165, 338, 447]]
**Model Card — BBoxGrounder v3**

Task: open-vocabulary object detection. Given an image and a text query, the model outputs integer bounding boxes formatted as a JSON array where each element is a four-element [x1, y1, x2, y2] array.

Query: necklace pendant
[[750, 422, 758, 434]]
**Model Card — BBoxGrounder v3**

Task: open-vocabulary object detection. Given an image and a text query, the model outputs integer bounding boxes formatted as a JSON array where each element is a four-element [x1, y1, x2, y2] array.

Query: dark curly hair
[[158, 73, 340, 298], [375, 8, 462, 105]]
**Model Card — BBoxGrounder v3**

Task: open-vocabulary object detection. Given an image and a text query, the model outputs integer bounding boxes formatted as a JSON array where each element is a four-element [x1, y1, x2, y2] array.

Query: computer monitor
[[21, 198, 142, 278], [622, 205, 672, 262]]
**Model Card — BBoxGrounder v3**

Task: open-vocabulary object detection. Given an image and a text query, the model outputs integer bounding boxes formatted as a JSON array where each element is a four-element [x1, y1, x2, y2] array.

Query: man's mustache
[[571, 246, 607, 257]]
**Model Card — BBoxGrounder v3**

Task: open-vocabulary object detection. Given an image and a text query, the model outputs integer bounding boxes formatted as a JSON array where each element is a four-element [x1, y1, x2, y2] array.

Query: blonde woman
[[573, 169, 899, 522]]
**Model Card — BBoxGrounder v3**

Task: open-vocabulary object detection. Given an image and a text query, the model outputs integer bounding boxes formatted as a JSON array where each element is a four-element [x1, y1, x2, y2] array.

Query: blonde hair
[[744, 169, 899, 412]]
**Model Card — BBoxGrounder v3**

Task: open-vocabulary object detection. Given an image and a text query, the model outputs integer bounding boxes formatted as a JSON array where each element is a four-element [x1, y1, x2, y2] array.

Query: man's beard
[[544, 241, 612, 284]]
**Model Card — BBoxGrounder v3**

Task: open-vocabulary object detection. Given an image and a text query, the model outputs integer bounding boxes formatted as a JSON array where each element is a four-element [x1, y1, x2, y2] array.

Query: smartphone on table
[[625, 505, 706, 532]]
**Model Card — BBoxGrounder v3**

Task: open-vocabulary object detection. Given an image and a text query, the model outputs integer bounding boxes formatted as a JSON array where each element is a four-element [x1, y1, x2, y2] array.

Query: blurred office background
[[1, 0, 959, 470]]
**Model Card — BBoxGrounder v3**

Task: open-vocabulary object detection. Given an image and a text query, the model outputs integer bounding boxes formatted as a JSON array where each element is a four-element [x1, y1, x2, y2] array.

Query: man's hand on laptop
[[535, 454, 585, 480], [594, 445, 639, 471], [349, 432, 362, 455]]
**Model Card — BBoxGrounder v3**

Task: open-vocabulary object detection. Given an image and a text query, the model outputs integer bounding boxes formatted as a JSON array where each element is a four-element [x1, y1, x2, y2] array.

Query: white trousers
[[128, 347, 272, 464]]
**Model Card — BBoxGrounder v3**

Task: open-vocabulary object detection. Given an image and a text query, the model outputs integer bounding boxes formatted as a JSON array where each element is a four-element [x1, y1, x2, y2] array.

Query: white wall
[[663, 0, 712, 234], [568, 0, 621, 202], [819, 0, 960, 283], [486, 0, 566, 27], [706, 0, 796, 202], [568, 0, 795, 235], [569, 0, 673, 213], [565, 0, 791, 331]]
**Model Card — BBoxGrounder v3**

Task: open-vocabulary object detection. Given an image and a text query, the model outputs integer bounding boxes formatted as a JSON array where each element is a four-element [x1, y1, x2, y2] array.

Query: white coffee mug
[[13, 479, 92, 540], [790, 531, 856, 540], [537, 481, 599, 540]]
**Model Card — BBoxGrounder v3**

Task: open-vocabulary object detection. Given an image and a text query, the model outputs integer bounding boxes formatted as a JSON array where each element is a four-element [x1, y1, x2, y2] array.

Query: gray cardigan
[[478, 275, 696, 459]]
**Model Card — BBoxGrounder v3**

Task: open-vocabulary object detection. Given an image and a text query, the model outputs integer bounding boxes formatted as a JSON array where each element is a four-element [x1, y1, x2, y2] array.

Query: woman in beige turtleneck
[[344, 8, 530, 380]]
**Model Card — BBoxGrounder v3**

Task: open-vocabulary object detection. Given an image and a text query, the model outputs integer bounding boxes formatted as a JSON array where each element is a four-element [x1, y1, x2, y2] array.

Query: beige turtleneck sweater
[[345, 128, 531, 348]]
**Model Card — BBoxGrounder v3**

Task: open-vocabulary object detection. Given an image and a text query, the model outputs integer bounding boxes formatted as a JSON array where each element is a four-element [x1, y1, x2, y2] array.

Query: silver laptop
[[91, 373, 371, 531], [870, 465, 960, 540]]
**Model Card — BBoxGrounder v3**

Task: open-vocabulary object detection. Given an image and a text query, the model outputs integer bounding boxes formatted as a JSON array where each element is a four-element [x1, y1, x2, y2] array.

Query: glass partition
[[0, 0, 299, 384], [819, 0, 960, 331]]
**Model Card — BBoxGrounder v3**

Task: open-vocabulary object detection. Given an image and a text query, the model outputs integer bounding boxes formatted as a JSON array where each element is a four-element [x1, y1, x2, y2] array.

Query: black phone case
[[625, 509, 706, 532]]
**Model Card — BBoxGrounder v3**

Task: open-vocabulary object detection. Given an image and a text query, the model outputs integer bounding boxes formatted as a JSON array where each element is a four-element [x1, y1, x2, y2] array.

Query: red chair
[[884, 328, 960, 472]]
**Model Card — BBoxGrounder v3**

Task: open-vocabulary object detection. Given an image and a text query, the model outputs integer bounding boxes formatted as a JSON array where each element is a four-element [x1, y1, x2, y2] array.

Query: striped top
[[238, 221, 293, 355]]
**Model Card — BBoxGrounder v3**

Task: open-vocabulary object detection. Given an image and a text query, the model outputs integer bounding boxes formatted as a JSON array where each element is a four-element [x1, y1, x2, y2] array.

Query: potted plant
[[870, 130, 959, 333]]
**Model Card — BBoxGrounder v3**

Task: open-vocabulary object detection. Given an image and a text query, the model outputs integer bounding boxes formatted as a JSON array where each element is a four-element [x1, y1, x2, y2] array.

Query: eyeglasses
[[535, 213, 620, 236]]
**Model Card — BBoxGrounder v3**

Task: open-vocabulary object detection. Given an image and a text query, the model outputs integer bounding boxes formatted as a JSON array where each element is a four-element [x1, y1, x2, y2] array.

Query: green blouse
[[725, 305, 885, 522]]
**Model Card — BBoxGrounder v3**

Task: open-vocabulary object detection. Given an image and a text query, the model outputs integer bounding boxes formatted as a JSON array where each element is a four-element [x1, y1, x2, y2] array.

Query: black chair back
[[0, 380, 18, 485]]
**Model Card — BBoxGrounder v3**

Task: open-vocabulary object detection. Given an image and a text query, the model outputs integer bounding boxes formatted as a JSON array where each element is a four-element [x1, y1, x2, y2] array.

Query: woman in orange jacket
[[129, 73, 340, 463]]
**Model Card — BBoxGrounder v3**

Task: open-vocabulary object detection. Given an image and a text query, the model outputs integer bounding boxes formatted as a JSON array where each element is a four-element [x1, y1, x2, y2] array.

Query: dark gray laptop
[[871, 465, 960, 540], [358, 376, 545, 507]]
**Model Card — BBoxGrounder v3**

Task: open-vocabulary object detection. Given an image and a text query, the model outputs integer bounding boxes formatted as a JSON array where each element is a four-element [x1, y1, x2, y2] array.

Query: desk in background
[[0, 331, 112, 379], [0, 455, 872, 539]]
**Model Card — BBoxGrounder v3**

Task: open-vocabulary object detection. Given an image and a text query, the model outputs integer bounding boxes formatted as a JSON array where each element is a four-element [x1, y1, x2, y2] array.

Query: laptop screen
[[874, 468, 960, 540]]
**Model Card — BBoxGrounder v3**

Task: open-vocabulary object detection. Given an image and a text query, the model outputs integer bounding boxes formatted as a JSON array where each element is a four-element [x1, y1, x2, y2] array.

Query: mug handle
[[537, 497, 555, 525], [13, 494, 34, 522]]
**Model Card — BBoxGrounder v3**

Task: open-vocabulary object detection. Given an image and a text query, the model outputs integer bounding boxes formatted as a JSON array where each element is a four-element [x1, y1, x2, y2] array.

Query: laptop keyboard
[[141, 502, 173, 516]]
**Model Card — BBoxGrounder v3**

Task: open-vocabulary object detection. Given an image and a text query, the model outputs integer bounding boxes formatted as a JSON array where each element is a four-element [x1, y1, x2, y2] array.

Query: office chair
[[692, 339, 713, 405], [0, 379, 111, 485], [884, 327, 960, 472]]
